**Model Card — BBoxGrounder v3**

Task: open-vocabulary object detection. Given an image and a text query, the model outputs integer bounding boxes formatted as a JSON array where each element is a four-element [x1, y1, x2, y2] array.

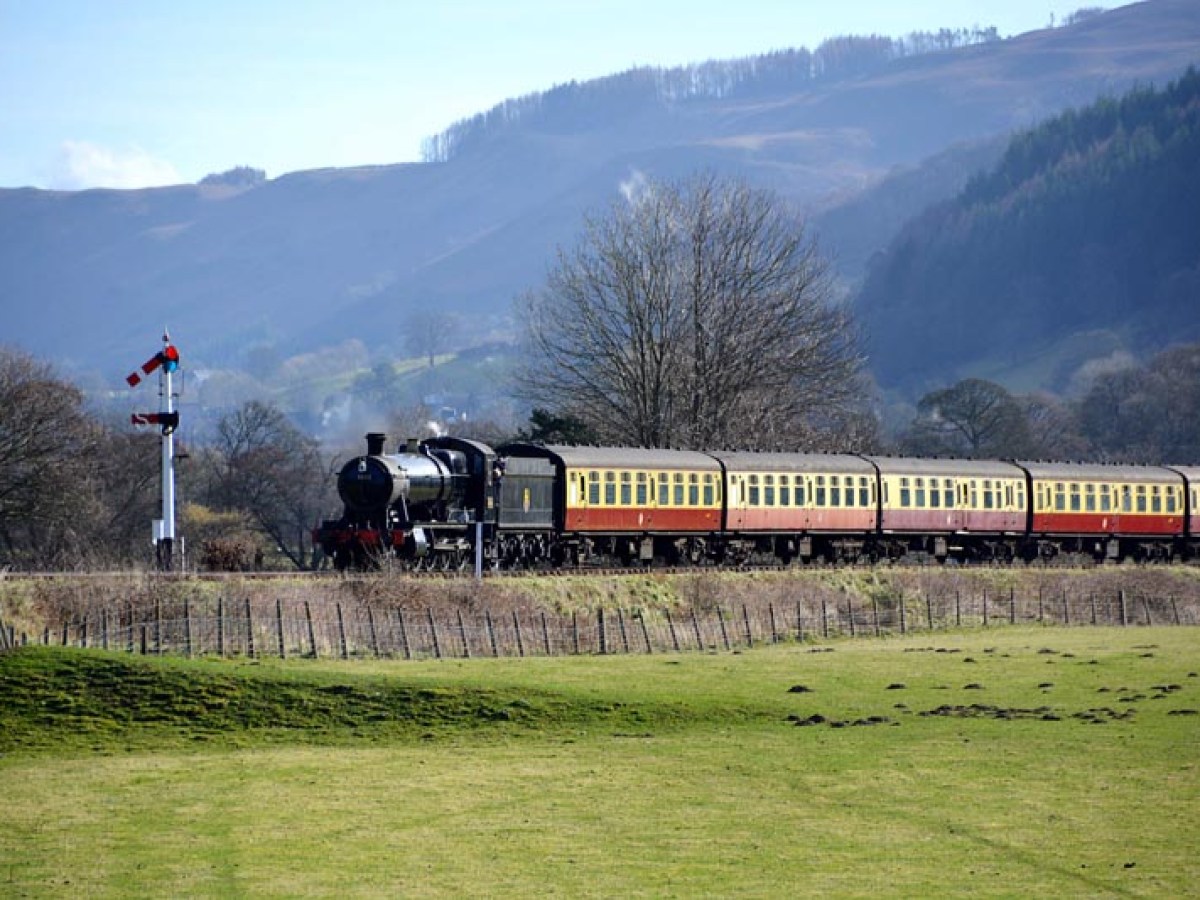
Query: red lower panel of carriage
[[1031, 512, 1181, 537], [566, 507, 719, 534]]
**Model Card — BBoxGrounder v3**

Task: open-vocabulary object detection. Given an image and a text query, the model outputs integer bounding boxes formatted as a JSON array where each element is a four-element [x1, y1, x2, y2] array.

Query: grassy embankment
[[2, 625, 1199, 897]]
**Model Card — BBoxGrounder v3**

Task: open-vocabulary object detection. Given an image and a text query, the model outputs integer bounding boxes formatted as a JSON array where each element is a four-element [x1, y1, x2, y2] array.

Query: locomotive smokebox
[[365, 432, 386, 456]]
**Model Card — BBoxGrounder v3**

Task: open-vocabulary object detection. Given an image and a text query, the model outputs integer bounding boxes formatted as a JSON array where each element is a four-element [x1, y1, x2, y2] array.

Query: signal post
[[127, 333, 182, 570]]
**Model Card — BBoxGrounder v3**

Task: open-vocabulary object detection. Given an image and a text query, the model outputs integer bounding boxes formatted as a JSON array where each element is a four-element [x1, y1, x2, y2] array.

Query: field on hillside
[[2, 625, 1198, 897]]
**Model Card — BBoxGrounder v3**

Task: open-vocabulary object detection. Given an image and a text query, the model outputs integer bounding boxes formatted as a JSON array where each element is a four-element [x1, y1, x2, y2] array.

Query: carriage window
[[779, 475, 790, 506], [983, 480, 993, 510], [620, 471, 632, 505], [1054, 482, 1066, 512], [830, 475, 841, 507], [796, 483, 806, 506], [703, 474, 714, 506], [971, 483, 979, 507], [1151, 486, 1162, 513], [636, 472, 648, 505], [674, 473, 684, 506], [1100, 484, 1111, 512], [1085, 483, 1096, 512], [588, 471, 600, 505], [1017, 486, 1025, 509], [688, 473, 699, 506], [900, 477, 911, 508], [1070, 483, 1081, 512], [816, 475, 826, 507], [605, 471, 616, 505], [765, 475, 775, 506], [861, 477, 871, 508], [944, 479, 954, 509], [929, 481, 940, 508], [1122, 488, 1132, 513], [659, 474, 670, 506], [748, 474, 760, 506], [915, 477, 926, 508], [1166, 490, 1176, 514], [1136, 486, 1147, 513]]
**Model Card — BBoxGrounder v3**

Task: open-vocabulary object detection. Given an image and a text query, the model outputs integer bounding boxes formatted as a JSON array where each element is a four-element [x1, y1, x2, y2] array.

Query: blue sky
[[0, 1, 1118, 190]]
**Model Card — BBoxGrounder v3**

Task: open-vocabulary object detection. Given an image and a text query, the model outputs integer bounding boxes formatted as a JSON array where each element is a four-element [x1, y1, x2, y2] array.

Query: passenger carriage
[[864, 456, 1027, 562], [1167, 466, 1200, 559], [709, 452, 876, 562], [1021, 461, 1185, 561]]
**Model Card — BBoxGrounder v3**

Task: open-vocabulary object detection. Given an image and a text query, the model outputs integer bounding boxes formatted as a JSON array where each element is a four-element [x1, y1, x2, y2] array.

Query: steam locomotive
[[314, 433, 1200, 570]]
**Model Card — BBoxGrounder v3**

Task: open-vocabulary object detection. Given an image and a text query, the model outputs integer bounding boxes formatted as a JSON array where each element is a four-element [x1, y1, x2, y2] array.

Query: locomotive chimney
[[365, 432, 386, 456]]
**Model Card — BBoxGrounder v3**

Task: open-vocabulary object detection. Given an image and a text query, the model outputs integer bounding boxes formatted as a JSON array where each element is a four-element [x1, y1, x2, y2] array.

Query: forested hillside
[[857, 67, 1200, 392]]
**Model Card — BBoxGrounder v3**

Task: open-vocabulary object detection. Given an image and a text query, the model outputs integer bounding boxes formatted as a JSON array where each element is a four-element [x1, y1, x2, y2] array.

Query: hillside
[[856, 67, 1200, 393], [1, 0, 1198, 411]]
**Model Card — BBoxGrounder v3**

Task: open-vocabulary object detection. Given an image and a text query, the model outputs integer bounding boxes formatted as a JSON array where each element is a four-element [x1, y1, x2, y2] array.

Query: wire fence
[[2, 585, 1195, 660]]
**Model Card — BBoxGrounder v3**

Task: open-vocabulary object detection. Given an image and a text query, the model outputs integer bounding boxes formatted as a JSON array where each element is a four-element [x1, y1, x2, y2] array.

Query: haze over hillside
[[1, 0, 1197, 422]]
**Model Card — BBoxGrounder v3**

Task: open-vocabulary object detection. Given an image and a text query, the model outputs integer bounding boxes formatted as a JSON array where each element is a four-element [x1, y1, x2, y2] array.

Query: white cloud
[[48, 141, 182, 190], [619, 168, 650, 206]]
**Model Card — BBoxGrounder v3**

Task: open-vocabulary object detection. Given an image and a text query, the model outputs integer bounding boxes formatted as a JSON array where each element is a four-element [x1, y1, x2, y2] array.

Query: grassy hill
[[3, 626, 1199, 895]]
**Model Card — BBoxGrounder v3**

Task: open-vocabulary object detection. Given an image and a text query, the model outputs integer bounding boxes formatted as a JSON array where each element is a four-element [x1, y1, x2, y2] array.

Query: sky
[[0, 1, 1121, 190]]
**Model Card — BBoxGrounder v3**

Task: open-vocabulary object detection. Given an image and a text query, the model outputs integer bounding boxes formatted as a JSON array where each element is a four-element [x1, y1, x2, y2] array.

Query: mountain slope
[[855, 67, 1200, 394]]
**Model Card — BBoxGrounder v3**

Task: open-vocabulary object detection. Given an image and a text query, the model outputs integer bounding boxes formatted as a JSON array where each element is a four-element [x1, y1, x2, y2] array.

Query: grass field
[[2, 626, 1198, 897]]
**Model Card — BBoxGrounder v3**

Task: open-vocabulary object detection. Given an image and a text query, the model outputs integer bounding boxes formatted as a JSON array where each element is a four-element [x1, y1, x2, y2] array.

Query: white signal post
[[127, 332, 181, 571], [160, 336, 177, 570]]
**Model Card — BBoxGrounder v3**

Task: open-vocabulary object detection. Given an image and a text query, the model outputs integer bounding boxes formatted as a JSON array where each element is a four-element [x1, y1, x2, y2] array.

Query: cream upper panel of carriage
[[1017, 461, 1182, 484], [864, 456, 1026, 480], [707, 451, 875, 477]]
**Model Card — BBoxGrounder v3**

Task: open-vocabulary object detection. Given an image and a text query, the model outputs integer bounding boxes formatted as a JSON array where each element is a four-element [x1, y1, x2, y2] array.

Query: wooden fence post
[[926, 593, 935, 631], [184, 599, 193, 658], [1090, 593, 1098, 626], [872, 596, 881, 638], [512, 610, 524, 658], [128, 602, 135, 654], [638, 610, 652, 654], [768, 603, 779, 644], [276, 598, 286, 660], [1118, 590, 1128, 627], [1038, 586, 1044, 623], [457, 609, 471, 659], [598, 608, 607, 655], [716, 605, 731, 651], [742, 604, 754, 648], [690, 607, 703, 651], [898, 596, 907, 635], [155, 598, 162, 655], [982, 589, 988, 628], [81, 614, 88, 649], [1141, 596, 1152, 626], [428, 608, 442, 659], [541, 611, 552, 655], [955, 590, 961, 628], [245, 598, 257, 658], [1009, 587, 1016, 626], [217, 596, 226, 657], [617, 608, 630, 653], [304, 601, 317, 658], [397, 608, 411, 660], [335, 602, 347, 659], [102, 609, 109, 651], [573, 611, 581, 654], [795, 600, 804, 642], [367, 605, 379, 658], [1062, 590, 1070, 626], [821, 599, 829, 639], [485, 610, 498, 657], [1171, 596, 1180, 626], [665, 609, 680, 652]]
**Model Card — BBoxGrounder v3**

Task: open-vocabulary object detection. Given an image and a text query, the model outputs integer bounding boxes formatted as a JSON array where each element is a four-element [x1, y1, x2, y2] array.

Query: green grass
[[2, 627, 1199, 897]]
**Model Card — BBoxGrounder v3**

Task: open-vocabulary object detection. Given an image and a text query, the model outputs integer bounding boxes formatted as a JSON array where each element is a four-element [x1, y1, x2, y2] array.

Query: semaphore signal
[[128, 331, 182, 570]]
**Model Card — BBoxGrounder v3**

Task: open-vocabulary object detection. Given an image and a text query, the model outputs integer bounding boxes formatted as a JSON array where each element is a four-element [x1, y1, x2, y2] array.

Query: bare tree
[[518, 173, 863, 449], [199, 401, 335, 569], [0, 347, 102, 567]]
